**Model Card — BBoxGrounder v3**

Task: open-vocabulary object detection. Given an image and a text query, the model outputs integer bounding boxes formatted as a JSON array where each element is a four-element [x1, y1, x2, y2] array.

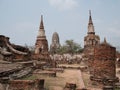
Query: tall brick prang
[[50, 32, 61, 54]]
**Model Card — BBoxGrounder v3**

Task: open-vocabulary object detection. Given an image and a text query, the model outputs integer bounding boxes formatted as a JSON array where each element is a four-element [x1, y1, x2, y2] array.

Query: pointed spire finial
[[40, 15, 44, 29], [88, 10, 93, 25], [104, 37, 107, 44], [88, 10, 95, 34], [89, 10, 91, 16]]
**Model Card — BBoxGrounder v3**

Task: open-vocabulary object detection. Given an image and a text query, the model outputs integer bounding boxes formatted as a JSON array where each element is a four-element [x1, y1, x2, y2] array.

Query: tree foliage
[[25, 40, 83, 55], [57, 40, 83, 54]]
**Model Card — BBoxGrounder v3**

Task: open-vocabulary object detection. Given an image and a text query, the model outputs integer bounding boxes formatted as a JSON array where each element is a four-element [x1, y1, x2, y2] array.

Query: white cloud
[[48, 0, 78, 11]]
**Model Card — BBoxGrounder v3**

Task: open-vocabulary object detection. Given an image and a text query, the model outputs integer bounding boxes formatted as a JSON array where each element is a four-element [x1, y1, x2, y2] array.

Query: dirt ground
[[27, 69, 85, 90], [1, 63, 119, 90], [82, 71, 102, 90]]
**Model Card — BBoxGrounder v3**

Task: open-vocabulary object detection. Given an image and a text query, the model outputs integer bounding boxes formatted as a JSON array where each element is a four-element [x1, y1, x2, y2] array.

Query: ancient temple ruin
[[34, 15, 50, 60], [90, 39, 119, 87], [50, 32, 61, 54], [35, 15, 48, 54], [0, 35, 30, 61], [83, 11, 100, 72], [0, 11, 120, 90], [7, 79, 44, 90], [84, 10, 100, 55]]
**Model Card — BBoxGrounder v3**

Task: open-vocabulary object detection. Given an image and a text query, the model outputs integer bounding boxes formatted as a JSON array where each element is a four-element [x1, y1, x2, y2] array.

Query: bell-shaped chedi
[[84, 10, 100, 48], [83, 11, 100, 73], [84, 10, 100, 57], [34, 15, 51, 62], [35, 15, 49, 55]]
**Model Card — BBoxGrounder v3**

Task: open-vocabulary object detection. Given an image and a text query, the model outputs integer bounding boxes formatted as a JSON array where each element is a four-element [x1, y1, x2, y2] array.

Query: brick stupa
[[34, 15, 49, 60]]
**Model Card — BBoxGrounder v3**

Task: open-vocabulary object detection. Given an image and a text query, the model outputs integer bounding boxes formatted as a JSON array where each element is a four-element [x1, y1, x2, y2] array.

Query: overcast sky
[[0, 0, 120, 49]]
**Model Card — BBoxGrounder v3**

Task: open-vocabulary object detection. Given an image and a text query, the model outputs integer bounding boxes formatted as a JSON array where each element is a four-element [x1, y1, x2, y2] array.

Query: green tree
[[57, 40, 83, 54]]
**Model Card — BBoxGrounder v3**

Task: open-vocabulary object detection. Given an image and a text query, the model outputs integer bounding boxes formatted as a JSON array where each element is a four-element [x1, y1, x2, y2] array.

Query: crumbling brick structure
[[34, 15, 49, 57], [64, 83, 76, 90], [116, 52, 120, 68], [33, 15, 52, 68], [34, 16, 50, 60], [0, 35, 30, 61], [83, 11, 100, 70], [91, 41, 118, 86], [8, 79, 44, 90]]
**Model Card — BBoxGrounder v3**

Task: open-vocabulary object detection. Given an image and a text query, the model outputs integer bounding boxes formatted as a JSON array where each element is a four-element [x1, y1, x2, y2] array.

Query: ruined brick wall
[[8, 79, 44, 90], [93, 43, 116, 79], [32, 53, 51, 62], [0, 35, 30, 61], [83, 46, 94, 73], [0, 35, 9, 47], [8, 80, 35, 90], [116, 52, 120, 67]]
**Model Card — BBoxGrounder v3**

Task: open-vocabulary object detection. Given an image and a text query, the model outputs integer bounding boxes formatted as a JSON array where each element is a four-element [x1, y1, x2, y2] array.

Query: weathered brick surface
[[116, 52, 120, 67], [93, 44, 116, 79], [83, 46, 95, 74], [34, 16, 49, 56], [0, 35, 30, 61], [35, 39, 48, 54], [34, 16, 50, 63], [88, 43, 118, 87], [8, 79, 44, 90]]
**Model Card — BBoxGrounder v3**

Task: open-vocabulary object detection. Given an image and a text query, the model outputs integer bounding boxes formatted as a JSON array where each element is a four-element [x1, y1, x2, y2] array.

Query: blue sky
[[0, 0, 120, 50]]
